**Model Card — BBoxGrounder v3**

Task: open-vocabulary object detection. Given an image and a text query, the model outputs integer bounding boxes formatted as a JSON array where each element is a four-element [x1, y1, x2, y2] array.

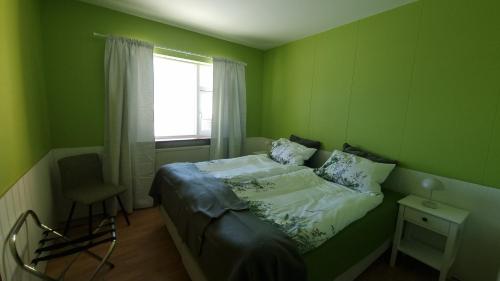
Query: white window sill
[[155, 137, 210, 149]]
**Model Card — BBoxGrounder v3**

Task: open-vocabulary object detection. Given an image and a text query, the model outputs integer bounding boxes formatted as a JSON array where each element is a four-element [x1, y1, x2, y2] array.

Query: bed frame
[[160, 206, 390, 281], [159, 149, 391, 281]]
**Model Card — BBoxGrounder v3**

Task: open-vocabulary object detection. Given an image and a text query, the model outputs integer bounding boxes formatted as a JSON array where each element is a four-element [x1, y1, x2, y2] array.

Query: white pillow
[[315, 150, 395, 194], [269, 138, 317, 166]]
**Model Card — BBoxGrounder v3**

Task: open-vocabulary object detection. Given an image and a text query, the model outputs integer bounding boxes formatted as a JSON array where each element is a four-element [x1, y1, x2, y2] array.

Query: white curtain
[[103, 36, 155, 212], [210, 58, 247, 160]]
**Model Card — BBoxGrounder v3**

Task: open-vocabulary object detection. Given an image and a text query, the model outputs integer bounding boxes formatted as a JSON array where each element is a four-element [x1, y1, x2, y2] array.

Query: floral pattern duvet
[[196, 155, 383, 253]]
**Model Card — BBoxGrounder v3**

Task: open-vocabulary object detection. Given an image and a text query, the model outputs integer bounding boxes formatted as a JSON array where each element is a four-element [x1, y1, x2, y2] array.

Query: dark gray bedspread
[[149, 163, 307, 281]]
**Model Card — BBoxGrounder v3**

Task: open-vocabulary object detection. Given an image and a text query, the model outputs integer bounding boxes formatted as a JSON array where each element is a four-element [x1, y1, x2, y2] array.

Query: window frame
[[153, 54, 213, 142]]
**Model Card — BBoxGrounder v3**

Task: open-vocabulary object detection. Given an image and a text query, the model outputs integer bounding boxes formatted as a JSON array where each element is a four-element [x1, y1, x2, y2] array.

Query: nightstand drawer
[[404, 207, 450, 235]]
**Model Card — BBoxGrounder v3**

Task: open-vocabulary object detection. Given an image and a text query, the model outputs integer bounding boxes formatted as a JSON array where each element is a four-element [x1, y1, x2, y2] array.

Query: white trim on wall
[[384, 167, 500, 281], [49, 137, 268, 222], [3, 137, 497, 281], [284, 138, 500, 281], [0, 152, 54, 281]]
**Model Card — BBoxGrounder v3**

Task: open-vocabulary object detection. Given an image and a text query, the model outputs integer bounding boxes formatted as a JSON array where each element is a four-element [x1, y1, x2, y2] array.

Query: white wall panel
[[0, 152, 54, 281], [155, 137, 271, 169], [48, 138, 267, 221], [384, 167, 500, 281], [156, 146, 210, 169], [242, 137, 272, 155], [263, 136, 500, 281], [5, 138, 498, 281]]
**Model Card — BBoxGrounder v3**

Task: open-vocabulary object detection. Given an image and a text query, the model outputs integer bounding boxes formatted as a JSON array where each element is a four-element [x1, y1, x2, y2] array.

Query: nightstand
[[390, 195, 469, 281]]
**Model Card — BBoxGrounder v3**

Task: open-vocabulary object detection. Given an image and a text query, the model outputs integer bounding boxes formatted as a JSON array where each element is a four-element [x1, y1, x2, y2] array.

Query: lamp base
[[422, 200, 439, 209]]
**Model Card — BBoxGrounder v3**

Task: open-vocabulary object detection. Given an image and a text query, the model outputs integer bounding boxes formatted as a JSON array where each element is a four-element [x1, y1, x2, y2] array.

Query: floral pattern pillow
[[269, 138, 317, 166], [314, 150, 395, 194]]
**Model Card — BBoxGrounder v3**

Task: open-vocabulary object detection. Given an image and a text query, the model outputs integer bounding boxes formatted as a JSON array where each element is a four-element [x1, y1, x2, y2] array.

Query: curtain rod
[[93, 32, 212, 60]]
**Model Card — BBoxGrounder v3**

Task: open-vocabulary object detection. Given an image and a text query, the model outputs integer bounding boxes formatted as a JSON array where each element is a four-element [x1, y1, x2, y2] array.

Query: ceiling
[[81, 0, 416, 50]]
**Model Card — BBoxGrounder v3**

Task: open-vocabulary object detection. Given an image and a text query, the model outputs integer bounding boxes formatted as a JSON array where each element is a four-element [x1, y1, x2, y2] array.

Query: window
[[154, 55, 213, 140]]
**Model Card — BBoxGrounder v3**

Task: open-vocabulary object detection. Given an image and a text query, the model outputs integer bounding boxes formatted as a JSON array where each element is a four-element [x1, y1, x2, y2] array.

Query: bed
[[150, 153, 403, 281]]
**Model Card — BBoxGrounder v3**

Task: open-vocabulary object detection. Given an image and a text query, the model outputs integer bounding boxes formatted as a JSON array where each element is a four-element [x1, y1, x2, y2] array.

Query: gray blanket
[[149, 163, 307, 281]]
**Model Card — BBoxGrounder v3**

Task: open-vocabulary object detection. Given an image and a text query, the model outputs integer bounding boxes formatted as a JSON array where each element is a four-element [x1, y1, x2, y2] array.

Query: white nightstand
[[390, 195, 469, 281]]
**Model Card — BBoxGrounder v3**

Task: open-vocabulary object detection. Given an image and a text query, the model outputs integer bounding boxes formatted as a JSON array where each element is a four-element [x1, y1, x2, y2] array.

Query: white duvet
[[195, 154, 305, 179], [196, 155, 383, 253]]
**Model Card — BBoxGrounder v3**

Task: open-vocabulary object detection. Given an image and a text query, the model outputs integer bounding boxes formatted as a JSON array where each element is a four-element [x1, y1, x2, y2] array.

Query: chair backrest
[[58, 153, 104, 191]]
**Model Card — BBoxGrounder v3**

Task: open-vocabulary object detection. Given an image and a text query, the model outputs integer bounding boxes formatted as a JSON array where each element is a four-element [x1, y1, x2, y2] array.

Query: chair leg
[[116, 195, 130, 226], [89, 204, 93, 235], [64, 202, 76, 236]]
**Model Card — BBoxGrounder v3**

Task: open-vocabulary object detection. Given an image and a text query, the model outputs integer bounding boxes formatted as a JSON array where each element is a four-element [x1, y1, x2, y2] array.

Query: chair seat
[[63, 183, 127, 205]]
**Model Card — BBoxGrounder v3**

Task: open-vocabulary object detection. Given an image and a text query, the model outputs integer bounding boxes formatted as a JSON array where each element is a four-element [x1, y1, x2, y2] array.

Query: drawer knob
[[422, 217, 428, 222]]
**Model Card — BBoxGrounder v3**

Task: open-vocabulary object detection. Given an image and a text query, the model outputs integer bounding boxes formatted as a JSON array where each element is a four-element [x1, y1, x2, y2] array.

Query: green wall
[[262, 0, 500, 188], [0, 0, 51, 196], [41, 0, 264, 148], [3, 0, 500, 195]]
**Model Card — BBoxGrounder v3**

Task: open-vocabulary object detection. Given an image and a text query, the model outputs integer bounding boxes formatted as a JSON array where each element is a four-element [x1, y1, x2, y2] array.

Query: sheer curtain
[[210, 58, 246, 160], [103, 36, 155, 212]]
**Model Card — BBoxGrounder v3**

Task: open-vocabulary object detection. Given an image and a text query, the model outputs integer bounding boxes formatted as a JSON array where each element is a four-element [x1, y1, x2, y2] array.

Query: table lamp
[[421, 177, 444, 209]]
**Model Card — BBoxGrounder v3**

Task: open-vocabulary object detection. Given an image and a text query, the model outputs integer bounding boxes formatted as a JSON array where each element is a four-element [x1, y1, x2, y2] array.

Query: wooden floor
[[46, 208, 439, 281]]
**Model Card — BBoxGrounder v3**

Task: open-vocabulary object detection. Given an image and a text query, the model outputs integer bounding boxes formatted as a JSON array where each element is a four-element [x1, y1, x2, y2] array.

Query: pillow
[[289, 134, 321, 167], [343, 143, 398, 165], [289, 134, 321, 149], [270, 138, 317, 165], [314, 150, 395, 194]]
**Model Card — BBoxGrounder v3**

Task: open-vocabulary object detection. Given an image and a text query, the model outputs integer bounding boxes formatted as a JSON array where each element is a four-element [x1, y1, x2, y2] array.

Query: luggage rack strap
[[7, 210, 117, 281], [33, 237, 115, 264], [38, 222, 114, 244], [36, 229, 114, 253]]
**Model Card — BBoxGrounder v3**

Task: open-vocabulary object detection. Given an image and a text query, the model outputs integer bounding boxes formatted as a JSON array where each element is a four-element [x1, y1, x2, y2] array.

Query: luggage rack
[[7, 210, 117, 281]]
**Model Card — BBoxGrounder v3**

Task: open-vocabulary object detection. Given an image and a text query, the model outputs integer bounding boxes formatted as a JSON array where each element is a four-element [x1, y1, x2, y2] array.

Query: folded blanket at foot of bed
[[149, 163, 307, 281]]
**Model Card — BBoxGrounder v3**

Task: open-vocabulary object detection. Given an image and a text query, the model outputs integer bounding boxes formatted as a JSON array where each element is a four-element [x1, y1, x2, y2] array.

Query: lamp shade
[[421, 178, 444, 191]]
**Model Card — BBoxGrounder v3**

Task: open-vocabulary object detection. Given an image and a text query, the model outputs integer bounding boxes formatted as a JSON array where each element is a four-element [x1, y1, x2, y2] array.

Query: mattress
[[151, 161, 307, 281], [196, 154, 400, 253], [304, 189, 403, 281], [158, 154, 403, 280], [222, 167, 384, 254]]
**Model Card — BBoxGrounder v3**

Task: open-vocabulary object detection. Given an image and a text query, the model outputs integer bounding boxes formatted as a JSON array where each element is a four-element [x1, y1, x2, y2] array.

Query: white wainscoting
[[20, 137, 499, 281], [156, 145, 210, 169], [0, 152, 55, 281], [384, 167, 500, 281], [49, 137, 267, 222], [48, 145, 212, 223], [155, 137, 271, 169], [242, 137, 272, 155], [265, 137, 500, 281]]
